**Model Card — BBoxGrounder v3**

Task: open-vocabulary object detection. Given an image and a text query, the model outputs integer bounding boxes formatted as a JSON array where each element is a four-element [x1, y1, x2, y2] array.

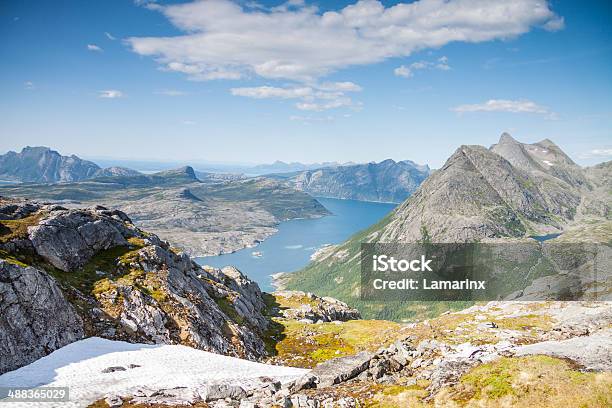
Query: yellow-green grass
[[403, 309, 553, 346], [49, 236, 146, 295], [0, 212, 43, 244], [437, 355, 612, 407], [266, 319, 407, 368]]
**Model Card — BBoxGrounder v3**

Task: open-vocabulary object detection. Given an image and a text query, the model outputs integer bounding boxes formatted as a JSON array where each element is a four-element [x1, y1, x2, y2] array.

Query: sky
[[1, 0, 611, 168]]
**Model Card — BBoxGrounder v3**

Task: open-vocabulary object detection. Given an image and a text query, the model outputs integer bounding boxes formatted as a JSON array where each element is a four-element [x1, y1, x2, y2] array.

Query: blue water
[[530, 233, 562, 242], [196, 197, 396, 291]]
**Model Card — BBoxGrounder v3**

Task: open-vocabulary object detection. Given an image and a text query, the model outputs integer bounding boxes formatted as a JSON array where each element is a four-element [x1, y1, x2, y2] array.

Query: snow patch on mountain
[[0, 337, 308, 407]]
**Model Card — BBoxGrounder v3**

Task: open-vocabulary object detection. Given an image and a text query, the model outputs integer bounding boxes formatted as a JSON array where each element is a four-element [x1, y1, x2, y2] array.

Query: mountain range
[[0, 136, 610, 407], [0, 146, 142, 183], [0, 165, 329, 256], [269, 159, 430, 203], [281, 133, 611, 320]]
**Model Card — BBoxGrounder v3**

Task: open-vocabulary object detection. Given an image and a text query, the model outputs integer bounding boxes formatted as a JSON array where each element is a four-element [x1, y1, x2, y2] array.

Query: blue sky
[[1, 0, 611, 168]]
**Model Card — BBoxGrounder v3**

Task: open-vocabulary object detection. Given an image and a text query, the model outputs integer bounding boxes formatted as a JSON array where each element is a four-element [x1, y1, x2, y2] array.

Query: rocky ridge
[[0, 146, 122, 183], [0, 197, 277, 374]]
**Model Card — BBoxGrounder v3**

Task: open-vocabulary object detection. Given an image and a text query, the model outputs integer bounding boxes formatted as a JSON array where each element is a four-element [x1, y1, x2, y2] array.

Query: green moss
[[92, 278, 114, 295], [0, 249, 30, 267], [214, 296, 245, 325], [48, 244, 144, 294]]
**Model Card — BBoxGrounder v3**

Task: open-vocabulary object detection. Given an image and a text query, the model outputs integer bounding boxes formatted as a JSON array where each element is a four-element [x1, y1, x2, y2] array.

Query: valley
[[282, 134, 611, 320], [198, 197, 396, 291]]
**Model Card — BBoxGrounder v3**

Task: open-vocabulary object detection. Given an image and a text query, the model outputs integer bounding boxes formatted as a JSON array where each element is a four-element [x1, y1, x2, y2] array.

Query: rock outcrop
[[28, 206, 133, 271], [0, 261, 84, 374], [0, 197, 274, 373], [273, 290, 361, 323]]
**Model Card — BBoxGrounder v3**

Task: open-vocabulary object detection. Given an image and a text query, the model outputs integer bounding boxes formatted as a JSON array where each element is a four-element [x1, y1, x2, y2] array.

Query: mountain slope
[[0, 198, 276, 374], [272, 159, 430, 203], [283, 134, 610, 320], [0, 146, 101, 183]]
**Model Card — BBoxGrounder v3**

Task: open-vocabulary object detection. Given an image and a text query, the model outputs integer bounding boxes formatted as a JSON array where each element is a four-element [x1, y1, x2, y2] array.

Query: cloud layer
[[578, 148, 612, 160], [395, 56, 450, 78], [230, 82, 362, 111], [451, 99, 556, 118], [127, 0, 563, 83]]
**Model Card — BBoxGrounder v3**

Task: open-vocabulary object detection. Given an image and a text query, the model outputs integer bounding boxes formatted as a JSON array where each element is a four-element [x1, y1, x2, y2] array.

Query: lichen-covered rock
[[274, 291, 361, 323], [28, 206, 134, 271], [0, 197, 39, 220], [0, 260, 84, 374], [306, 351, 374, 388], [0, 198, 274, 370]]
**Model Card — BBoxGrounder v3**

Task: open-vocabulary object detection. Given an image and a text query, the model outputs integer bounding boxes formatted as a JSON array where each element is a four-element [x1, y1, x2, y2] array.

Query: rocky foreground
[[78, 301, 610, 407], [0, 197, 277, 374], [0, 197, 357, 374]]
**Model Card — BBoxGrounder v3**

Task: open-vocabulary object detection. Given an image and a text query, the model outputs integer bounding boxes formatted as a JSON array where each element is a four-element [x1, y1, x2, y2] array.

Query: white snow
[[0, 337, 308, 408], [542, 160, 554, 166]]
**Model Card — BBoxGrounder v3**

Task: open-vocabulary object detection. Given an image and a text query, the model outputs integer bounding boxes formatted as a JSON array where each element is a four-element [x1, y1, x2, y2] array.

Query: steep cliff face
[[280, 159, 430, 203], [0, 197, 273, 374], [0, 146, 101, 183], [0, 261, 84, 374]]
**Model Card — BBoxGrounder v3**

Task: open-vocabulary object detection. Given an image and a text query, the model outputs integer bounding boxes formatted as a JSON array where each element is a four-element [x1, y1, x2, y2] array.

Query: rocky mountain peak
[[0, 146, 100, 183], [498, 132, 518, 144]]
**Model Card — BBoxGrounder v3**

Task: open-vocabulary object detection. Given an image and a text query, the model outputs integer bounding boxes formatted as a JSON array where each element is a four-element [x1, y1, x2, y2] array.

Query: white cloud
[[394, 65, 413, 78], [394, 56, 451, 78], [182, 120, 196, 125], [318, 81, 362, 92], [127, 0, 563, 83], [87, 44, 103, 52], [231, 86, 313, 99], [98, 90, 124, 98], [231, 83, 361, 110], [24, 81, 35, 90], [296, 97, 354, 111], [578, 148, 612, 160], [105, 32, 116, 40], [451, 99, 556, 118]]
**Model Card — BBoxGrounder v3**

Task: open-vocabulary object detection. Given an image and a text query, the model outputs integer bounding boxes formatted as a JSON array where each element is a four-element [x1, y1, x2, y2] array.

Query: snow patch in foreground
[[0, 337, 308, 408]]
